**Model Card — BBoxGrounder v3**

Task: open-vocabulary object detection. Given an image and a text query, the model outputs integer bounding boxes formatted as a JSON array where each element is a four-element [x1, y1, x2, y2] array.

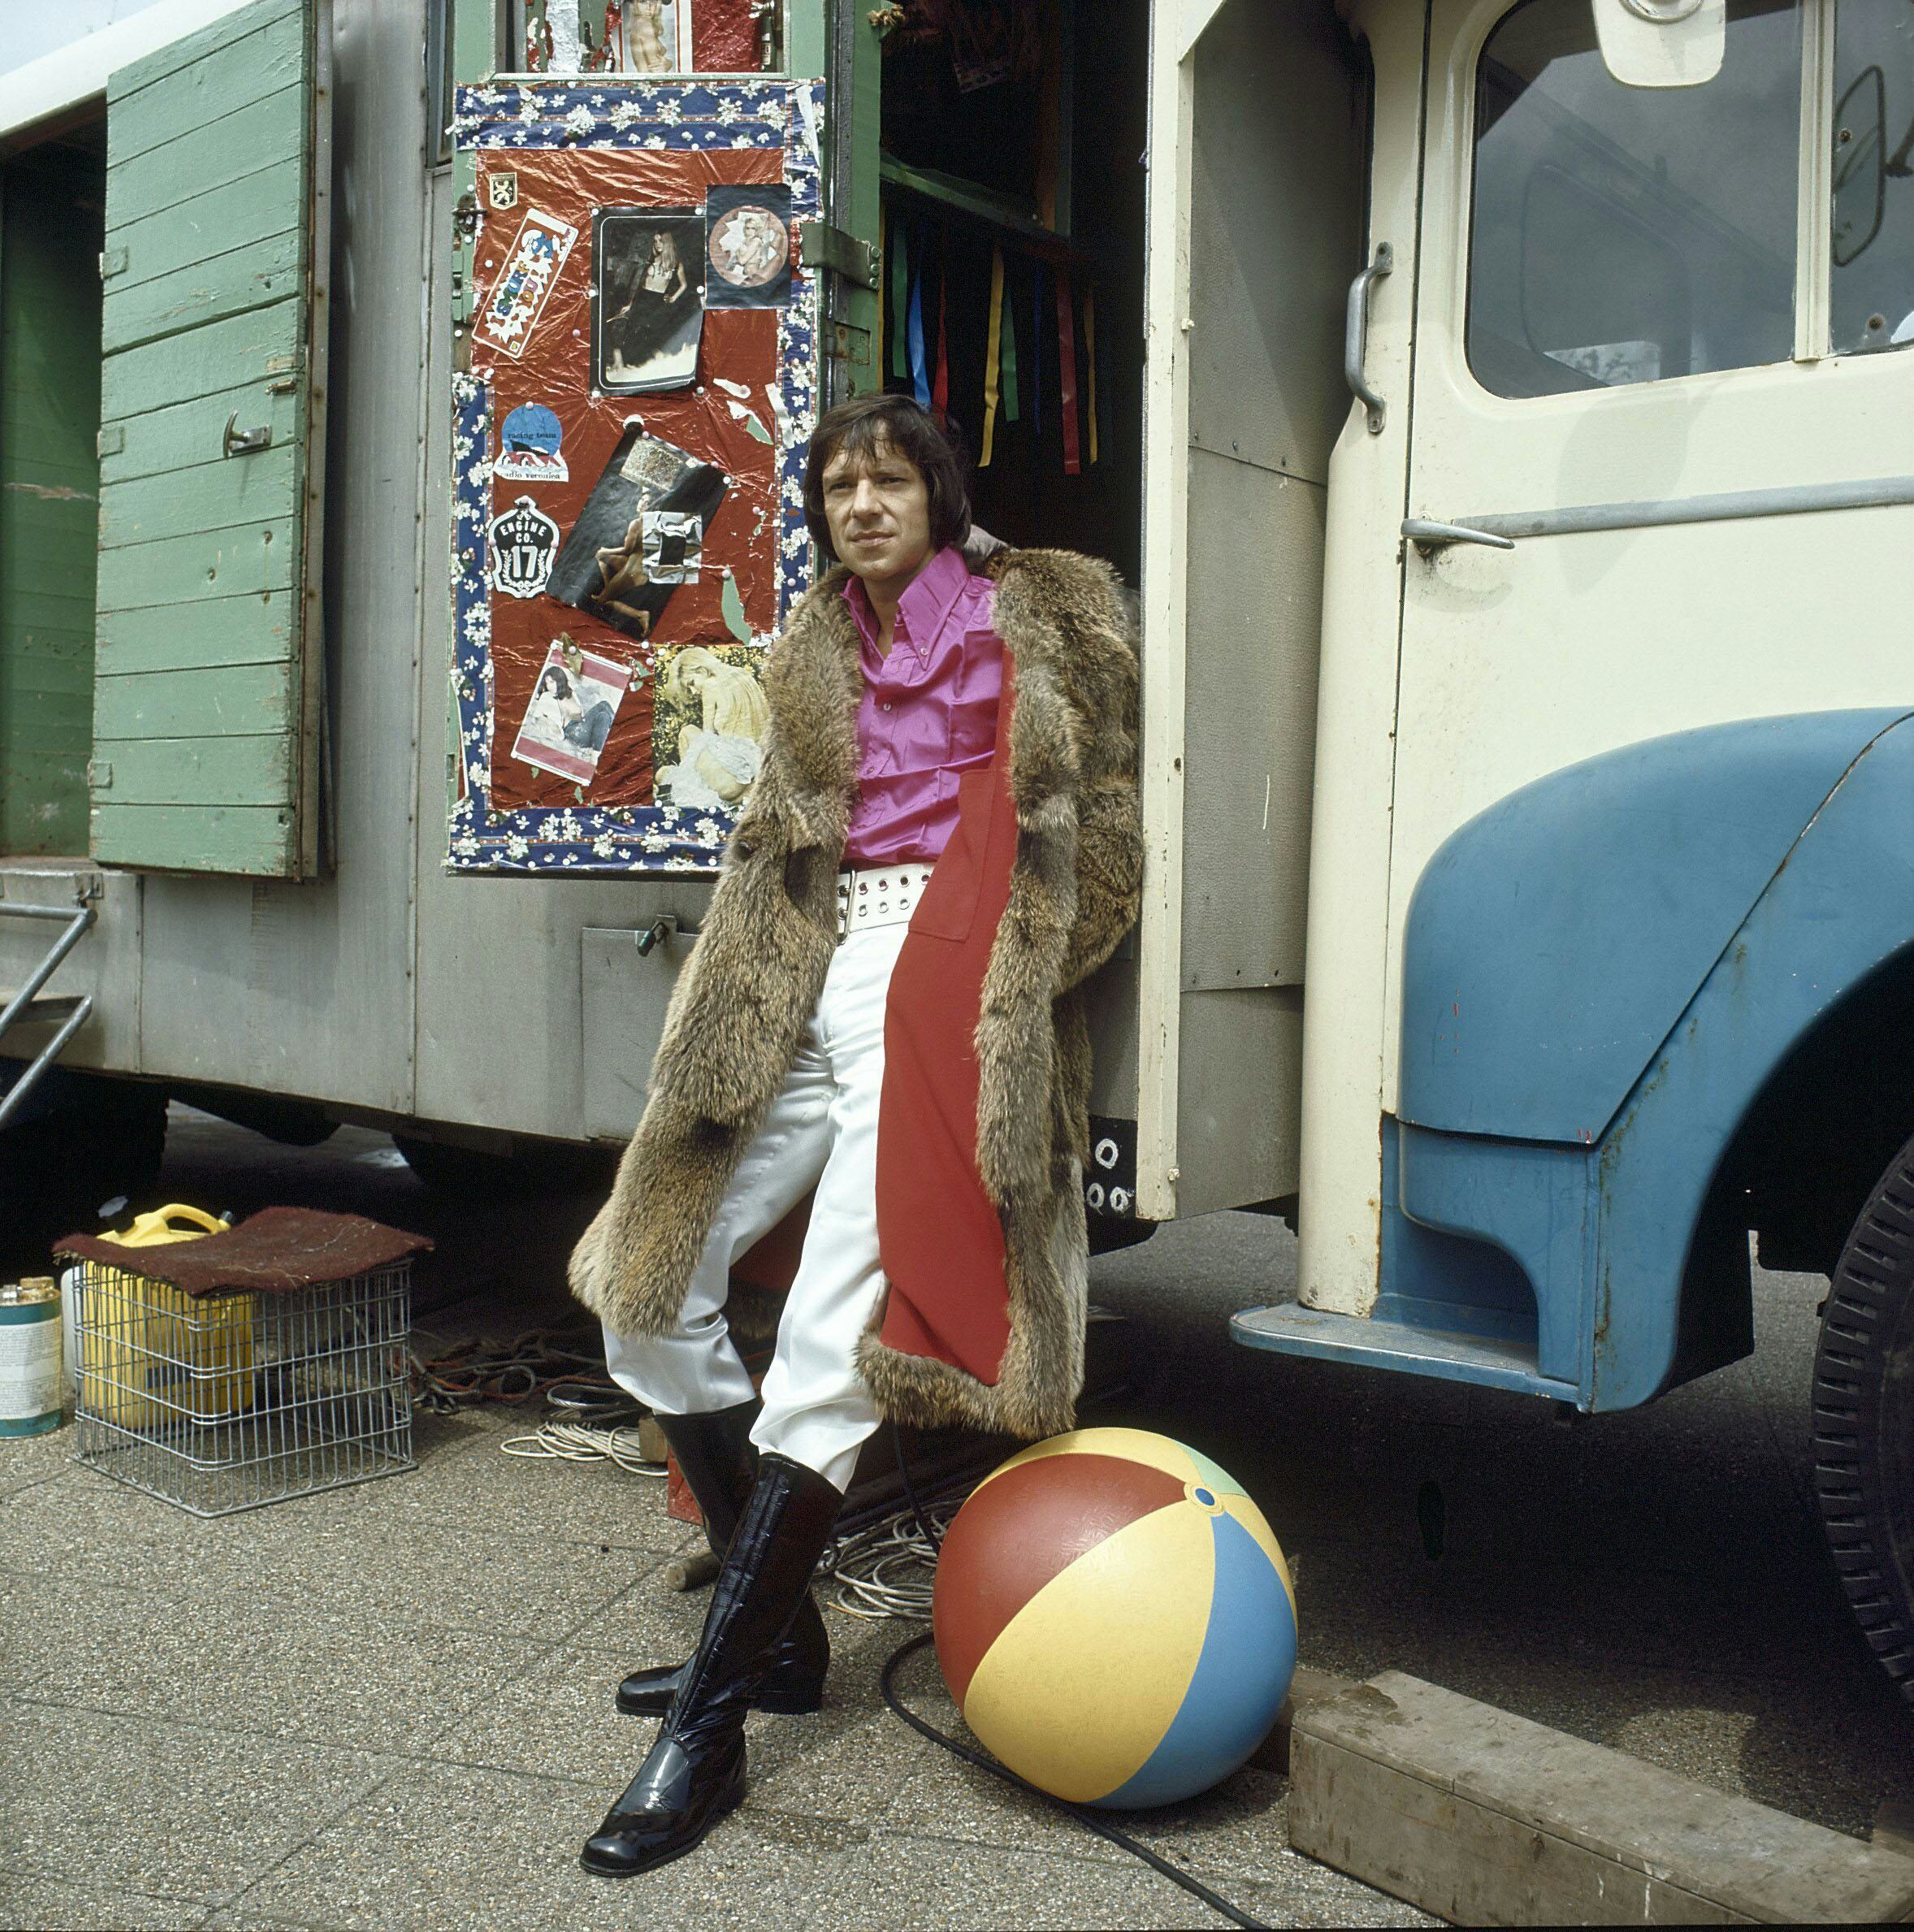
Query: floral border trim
[[445, 79, 821, 875]]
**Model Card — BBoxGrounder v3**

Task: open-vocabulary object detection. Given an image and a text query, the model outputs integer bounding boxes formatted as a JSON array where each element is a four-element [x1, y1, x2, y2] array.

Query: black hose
[[878, 1631, 1273, 1932]]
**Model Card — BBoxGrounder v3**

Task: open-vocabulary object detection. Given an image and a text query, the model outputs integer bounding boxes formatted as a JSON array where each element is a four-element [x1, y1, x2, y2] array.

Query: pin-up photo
[[652, 643, 769, 810], [594, 209, 705, 393], [510, 639, 635, 787], [546, 422, 728, 645], [703, 184, 793, 310]]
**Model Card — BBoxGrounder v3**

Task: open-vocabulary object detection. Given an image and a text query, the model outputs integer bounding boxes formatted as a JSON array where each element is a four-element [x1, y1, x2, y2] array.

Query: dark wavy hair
[[802, 393, 971, 563]]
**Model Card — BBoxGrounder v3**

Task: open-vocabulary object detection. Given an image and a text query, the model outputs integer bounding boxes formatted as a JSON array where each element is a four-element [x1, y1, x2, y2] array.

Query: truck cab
[[1223, 0, 1914, 1696]]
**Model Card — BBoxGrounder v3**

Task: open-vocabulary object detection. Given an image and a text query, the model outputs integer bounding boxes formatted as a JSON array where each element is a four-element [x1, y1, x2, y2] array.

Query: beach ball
[[931, 1427, 1296, 1808]]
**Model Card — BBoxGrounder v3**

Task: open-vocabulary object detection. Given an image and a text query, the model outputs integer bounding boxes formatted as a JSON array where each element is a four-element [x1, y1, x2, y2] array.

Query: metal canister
[[0, 1276, 63, 1437]]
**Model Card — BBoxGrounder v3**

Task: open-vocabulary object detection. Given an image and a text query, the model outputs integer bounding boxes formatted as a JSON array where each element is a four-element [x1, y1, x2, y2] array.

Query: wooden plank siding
[[96, 597, 292, 678], [104, 83, 304, 228], [105, 2, 306, 168], [93, 0, 325, 879]]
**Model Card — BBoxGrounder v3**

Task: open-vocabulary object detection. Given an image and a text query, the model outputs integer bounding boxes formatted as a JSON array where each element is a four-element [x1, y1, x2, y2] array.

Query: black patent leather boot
[[616, 1405, 830, 1718], [582, 1453, 844, 1878]]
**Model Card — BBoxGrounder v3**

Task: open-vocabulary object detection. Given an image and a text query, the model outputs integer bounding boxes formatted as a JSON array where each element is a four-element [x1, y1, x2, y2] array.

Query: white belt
[[835, 863, 933, 942]]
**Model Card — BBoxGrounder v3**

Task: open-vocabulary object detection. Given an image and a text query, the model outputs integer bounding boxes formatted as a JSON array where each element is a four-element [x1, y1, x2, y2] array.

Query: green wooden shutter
[[93, 0, 330, 877]]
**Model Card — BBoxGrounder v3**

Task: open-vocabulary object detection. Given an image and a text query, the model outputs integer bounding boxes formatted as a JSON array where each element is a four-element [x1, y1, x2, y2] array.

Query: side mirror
[[1591, 0, 1725, 89], [1833, 66, 1887, 269]]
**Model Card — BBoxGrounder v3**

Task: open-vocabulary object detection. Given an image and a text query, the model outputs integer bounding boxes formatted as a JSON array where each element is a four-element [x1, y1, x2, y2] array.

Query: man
[[566, 393, 1142, 1877]]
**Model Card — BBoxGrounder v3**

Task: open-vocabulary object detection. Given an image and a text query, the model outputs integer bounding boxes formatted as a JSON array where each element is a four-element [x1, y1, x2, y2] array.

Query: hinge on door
[[799, 223, 880, 292], [97, 425, 124, 458], [99, 247, 127, 279]]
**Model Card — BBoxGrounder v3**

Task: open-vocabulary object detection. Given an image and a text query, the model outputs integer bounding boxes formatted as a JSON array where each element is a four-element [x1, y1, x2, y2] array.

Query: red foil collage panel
[[448, 78, 822, 873]]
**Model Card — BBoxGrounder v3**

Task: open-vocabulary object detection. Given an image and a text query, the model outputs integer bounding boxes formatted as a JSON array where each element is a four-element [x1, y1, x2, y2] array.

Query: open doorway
[[0, 121, 104, 859], [873, 2, 1145, 582]]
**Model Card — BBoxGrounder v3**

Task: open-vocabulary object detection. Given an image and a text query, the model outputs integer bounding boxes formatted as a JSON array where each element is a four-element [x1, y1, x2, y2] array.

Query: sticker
[[486, 170, 518, 211], [511, 639, 636, 788], [477, 207, 578, 361], [496, 403, 569, 483], [487, 496, 560, 599], [547, 422, 728, 644], [640, 510, 704, 583], [593, 207, 704, 394], [704, 184, 793, 310]]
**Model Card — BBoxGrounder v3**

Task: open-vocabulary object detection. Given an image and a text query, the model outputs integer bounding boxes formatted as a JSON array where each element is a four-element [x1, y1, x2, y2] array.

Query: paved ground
[[3, 1106, 1912, 1928]]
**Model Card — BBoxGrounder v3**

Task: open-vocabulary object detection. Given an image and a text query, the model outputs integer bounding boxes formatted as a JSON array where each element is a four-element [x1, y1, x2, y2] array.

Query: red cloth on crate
[[53, 1208, 432, 1297]]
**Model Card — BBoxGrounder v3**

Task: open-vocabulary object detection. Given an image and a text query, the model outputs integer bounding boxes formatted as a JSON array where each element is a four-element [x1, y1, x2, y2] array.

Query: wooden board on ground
[[1288, 1671, 1914, 1926]]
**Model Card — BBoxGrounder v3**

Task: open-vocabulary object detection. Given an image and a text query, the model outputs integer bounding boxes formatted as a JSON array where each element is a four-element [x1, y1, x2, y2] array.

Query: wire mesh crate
[[71, 1255, 415, 1516]]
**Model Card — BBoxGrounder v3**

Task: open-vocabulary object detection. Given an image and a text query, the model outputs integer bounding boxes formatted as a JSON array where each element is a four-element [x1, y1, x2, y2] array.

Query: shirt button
[[881, 702, 893, 712]]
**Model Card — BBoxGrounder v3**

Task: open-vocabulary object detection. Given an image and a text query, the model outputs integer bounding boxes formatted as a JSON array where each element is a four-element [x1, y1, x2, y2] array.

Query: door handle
[[1345, 242, 1393, 434], [1401, 518, 1517, 554], [223, 411, 271, 458]]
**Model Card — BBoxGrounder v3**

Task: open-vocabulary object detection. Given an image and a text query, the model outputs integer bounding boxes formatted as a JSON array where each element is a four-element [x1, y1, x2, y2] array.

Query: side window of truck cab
[[1831, 0, 1914, 353], [1465, 0, 1914, 399]]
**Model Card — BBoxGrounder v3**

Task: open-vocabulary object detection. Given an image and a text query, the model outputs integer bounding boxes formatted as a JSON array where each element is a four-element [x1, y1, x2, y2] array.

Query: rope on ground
[[817, 1498, 959, 1621], [498, 1417, 666, 1476]]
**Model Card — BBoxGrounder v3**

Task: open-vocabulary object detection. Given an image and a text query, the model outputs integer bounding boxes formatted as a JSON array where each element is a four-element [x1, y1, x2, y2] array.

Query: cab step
[[1230, 1302, 1579, 1401]]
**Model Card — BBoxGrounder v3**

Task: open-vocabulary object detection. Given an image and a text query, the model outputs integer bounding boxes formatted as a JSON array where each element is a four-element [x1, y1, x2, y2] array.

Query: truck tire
[[1812, 1125, 1914, 1705]]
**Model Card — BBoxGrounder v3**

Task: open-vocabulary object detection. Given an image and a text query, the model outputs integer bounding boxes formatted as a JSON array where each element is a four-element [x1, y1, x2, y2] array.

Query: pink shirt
[[842, 545, 1005, 869]]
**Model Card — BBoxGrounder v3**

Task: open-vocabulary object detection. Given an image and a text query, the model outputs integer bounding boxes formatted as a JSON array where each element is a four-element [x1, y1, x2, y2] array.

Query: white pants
[[602, 923, 906, 1492]]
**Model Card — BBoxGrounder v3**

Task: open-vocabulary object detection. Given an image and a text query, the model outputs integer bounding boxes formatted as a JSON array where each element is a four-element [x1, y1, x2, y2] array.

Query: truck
[[2, 0, 1910, 1696]]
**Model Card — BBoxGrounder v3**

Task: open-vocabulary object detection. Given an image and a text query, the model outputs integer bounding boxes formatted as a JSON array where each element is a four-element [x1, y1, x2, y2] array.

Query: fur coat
[[568, 546, 1142, 1438]]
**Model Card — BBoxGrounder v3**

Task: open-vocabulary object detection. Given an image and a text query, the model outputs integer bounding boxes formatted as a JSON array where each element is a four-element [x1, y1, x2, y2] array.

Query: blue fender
[[1390, 710, 1914, 1407], [1399, 708, 1911, 1144]]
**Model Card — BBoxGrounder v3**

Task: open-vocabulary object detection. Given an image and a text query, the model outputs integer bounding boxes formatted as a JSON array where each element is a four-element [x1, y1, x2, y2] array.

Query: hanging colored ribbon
[[1055, 266, 1080, 476], [907, 228, 930, 409], [1030, 261, 1043, 438], [933, 229, 951, 419], [889, 218, 909, 382], [1000, 257, 1020, 426], [1085, 286, 1098, 466], [980, 247, 1005, 466]]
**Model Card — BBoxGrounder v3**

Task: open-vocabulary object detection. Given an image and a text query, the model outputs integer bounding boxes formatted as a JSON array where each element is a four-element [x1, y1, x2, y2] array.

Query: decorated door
[[447, 71, 827, 873]]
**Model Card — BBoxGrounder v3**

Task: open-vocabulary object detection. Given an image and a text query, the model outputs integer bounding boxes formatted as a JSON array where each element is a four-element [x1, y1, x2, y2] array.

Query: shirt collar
[[841, 545, 971, 662]]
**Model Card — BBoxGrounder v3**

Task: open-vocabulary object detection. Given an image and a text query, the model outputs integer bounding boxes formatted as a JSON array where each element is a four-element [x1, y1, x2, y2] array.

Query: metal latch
[[799, 223, 880, 292], [223, 412, 271, 458], [1401, 519, 1517, 555]]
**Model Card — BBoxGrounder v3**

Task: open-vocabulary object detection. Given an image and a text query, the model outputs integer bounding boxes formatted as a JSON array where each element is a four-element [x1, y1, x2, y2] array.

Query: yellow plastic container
[[78, 1205, 255, 1432]]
